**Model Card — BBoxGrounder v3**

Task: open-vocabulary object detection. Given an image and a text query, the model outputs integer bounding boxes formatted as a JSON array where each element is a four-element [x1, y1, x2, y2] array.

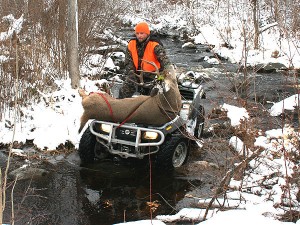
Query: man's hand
[[157, 74, 165, 81], [157, 69, 169, 81]]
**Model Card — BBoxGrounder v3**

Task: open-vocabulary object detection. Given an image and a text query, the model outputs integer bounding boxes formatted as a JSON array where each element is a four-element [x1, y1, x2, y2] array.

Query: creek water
[[4, 157, 207, 225], [2, 36, 298, 225]]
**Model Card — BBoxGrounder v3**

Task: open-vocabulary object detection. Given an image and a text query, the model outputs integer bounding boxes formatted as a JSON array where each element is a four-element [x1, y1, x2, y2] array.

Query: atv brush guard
[[78, 68, 206, 169], [89, 120, 165, 158]]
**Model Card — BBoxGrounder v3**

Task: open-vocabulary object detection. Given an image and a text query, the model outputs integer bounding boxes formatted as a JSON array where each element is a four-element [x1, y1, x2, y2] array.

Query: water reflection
[[3, 162, 87, 225], [3, 159, 201, 225], [79, 160, 199, 225]]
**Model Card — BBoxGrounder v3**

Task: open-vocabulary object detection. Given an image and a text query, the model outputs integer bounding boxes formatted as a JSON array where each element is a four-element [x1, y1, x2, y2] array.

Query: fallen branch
[[202, 146, 265, 220], [259, 22, 278, 34]]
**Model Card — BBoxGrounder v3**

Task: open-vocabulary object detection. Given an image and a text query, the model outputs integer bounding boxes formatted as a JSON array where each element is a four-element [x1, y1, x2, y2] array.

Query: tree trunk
[[0, 169, 2, 225], [67, 0, 80, 89], [252, 0, 259, 49]]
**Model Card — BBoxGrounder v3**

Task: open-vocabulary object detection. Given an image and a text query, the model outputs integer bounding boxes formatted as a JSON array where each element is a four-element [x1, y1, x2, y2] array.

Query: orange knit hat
[[135, 22, 150, 35]]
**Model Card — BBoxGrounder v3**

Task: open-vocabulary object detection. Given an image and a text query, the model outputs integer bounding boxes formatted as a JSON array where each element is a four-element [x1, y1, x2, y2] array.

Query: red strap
[[90, 92, 147, 128], [91, 92, 116, 123], [117, 109, 137, 128]]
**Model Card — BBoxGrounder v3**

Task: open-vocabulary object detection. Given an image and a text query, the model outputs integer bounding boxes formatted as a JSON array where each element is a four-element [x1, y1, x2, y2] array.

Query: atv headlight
[[142, 131, 159, 140], [99, 124, 112, 134]]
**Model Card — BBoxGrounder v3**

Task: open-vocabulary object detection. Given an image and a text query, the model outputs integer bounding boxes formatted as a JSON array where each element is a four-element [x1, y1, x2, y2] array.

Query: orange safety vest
[[128, 40, 161, 72]]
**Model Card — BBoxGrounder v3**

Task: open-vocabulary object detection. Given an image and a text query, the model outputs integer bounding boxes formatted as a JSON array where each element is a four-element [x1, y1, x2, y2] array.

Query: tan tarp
[[78, 66, 182, 132]]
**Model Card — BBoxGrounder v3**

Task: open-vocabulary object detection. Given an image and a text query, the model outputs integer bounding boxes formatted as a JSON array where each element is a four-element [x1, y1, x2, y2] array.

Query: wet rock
[[45, 154, 66, 165], [186, 161, 220, 175], [0, 151, 8, 165], [205, 121, 234, 138], [55, 155, 65, 161], [9, 166, 49, 181], [191, 53, 213, 63], [67, 152, 81, 165], [255, 62, 287, 73], [5, 119, 13, 128], [205, 56, 219, 65], [193, 160, 219, 169], [182, 41, 197, 49]]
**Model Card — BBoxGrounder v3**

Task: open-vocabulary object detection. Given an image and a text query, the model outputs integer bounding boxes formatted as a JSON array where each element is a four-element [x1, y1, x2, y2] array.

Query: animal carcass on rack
[[78, 65, 182, 133]]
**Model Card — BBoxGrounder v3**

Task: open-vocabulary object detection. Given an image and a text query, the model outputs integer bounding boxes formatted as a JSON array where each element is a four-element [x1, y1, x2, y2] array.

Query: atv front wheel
[[78, 127, 96, 164], [155, 135, 189, 170]]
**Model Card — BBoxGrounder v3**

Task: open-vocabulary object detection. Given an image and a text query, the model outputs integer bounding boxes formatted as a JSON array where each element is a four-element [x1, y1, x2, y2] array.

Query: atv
[[78, 71, 206, 170]]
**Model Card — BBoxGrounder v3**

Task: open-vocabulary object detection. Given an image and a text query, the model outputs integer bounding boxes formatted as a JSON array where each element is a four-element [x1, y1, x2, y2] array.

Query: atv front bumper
[[89, 120, 165, 159]]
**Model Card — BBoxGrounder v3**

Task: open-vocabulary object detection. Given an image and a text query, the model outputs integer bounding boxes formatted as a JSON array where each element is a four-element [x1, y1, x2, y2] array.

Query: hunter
[[119, 21, 171, 98]]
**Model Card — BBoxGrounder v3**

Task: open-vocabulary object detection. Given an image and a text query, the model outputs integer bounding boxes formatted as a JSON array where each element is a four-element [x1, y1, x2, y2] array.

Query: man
[[119, 21, 171, 98]]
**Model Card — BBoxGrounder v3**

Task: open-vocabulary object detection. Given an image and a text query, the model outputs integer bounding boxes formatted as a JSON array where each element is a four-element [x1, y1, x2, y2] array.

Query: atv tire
[[78, 127, 96, 164], [154, 135, 189, 170]]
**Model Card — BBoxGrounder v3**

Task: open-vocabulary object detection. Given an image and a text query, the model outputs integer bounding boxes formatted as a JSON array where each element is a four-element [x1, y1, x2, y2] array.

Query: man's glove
[[157, 74, 165, 81], [157, 70, 168, 81]]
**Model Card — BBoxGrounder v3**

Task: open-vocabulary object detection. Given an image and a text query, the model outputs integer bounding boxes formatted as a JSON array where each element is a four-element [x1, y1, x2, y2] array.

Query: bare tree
[[67, 0, 80, 89], [251, 0, 259, 49]]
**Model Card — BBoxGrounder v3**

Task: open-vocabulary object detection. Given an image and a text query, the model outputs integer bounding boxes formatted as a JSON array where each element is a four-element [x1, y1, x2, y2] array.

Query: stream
[[1, 35, 298, 225]]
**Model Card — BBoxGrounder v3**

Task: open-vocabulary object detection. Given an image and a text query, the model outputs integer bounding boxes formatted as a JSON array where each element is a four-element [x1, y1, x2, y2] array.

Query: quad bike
[[78, 68, 206, 170]]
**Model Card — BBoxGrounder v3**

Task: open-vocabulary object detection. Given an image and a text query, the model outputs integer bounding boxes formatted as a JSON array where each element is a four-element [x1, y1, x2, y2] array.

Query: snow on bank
[[0, 14, 24, 41], [269, 94, 300, 116], [116, 123, 300, 225], [0, 78, 108, 150], [221, 103, 249, 127], [192, 24, 300, 70]]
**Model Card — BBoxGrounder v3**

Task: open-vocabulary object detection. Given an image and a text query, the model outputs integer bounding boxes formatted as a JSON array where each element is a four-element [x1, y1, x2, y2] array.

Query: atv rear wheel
[[78, 127, 96, 164], [155, 135, 189, 170]]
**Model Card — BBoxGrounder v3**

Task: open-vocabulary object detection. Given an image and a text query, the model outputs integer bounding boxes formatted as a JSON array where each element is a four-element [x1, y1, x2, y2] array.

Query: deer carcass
[[78, 65, 182, 133]]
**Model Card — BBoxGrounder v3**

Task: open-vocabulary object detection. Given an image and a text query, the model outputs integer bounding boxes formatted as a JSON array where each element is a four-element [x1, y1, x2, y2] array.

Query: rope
[[117, 97, 151, 128], [148, 147, 153, 221]]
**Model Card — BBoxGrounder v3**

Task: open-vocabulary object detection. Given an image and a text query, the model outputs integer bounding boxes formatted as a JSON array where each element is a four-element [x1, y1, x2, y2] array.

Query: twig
[[11, 176, 18, 225], [202, 146, 265, 220], [2, 32, 19, 218]]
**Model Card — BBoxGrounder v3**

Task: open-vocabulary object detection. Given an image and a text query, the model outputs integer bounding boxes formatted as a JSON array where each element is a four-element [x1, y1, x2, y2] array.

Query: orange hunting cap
[[135, 21, 150, 35]]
